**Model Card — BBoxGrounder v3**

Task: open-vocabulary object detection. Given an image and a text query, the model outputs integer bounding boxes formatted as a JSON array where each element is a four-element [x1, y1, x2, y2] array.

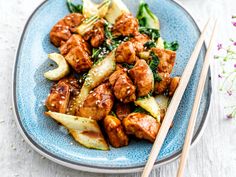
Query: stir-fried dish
[[44, 0, 180, 150]]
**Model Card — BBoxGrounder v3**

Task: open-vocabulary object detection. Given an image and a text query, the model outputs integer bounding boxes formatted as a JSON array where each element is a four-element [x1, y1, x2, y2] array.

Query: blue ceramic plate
[[13, 0, 211, 173]]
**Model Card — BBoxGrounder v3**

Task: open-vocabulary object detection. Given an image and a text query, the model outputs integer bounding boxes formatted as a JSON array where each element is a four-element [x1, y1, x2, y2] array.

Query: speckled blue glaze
[[14, 0, 211, 171]]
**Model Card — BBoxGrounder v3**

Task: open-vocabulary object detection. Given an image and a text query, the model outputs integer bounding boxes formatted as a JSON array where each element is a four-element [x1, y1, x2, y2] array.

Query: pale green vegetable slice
[[45, 111, 109, 150], [156, 37, 164, 49], [76, 15, 99, 36], [76, 50, 116, 106], [83, 0, 111, 18], [155, 95, 169, 111], [44, 53, 70, 81], [105, 0, 130, 24], [136, 0, 160, 29], [135, 96, 161, 123]]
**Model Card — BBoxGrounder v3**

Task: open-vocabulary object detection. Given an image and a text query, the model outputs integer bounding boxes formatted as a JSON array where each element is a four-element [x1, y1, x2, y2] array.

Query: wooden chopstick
[[176, 19, 218, 177], [141, 18, 212, 177]]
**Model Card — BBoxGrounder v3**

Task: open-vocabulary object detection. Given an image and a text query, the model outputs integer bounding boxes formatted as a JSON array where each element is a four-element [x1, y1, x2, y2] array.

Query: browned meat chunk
[[59, 34, 92, 73], [59, 75, 80, 94], [112, 13, 139, 37], [109, 68, 124, 86], [59, 34, 90, 56], [154, 73, 171, 94], [109, 69, 136, 103], [65, 46, 92, 73], [50, 13, 84, 47], [57, 76, 81, 115], [129, 34, 150, 53], [152, 48, 177, 94], [122, 113, 160, 142], [169, 77, 180, 96], [129, 59, 154, 97], [76, 83, 114, 121], [45, 81, 70, 113], [115, 102, 131, 121], [103, 115, 129, 148], [116, 41, 136, 64], [84, 20, 105, 48], [152, 48, 176, 73]]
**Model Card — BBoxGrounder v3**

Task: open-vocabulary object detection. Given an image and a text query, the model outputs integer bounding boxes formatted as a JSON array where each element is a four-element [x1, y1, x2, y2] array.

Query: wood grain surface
[[0, 0, 236, 176]]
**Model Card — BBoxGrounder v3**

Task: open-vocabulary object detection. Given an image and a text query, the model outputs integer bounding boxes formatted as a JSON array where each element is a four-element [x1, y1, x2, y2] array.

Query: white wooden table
[[1, 0, 236, 176]]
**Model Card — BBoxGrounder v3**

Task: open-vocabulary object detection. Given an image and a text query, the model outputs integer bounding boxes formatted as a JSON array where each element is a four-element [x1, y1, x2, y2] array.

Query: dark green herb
[[164, 41, 179, 51], [104, 22, 113, 39], [92, 48, 102, 59], [66, 0, 83, 13], [110, 111, 117, 117], [149, 51, 162, 82], [139, 27, 160, 41], [144, 40, 156, 49]]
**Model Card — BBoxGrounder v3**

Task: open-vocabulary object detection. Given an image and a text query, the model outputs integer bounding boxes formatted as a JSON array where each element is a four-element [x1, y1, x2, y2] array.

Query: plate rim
[[12, 0, 212, 173]]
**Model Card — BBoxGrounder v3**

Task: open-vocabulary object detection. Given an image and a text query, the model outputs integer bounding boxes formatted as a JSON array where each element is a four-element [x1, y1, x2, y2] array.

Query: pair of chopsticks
[[142, 18, 218, 177]]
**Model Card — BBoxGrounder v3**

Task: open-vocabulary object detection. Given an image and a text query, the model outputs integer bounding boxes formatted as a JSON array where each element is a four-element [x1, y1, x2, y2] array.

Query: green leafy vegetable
[[139, 27, 160, 41], [149, 51, 162, 82], [136, 0, 160, 29], [67, 0, 83, 13], [144, 41, 156, 49], [110, 111, 117, 117], [164, 41, 179, 51], [92, 48, 102, 59]]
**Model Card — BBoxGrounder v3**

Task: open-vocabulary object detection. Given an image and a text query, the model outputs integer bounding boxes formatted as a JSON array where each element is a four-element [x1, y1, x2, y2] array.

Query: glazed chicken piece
[[116, 41, 136, 64], [169, 77, 180, 96], [129, 59, 154, 97], [129, 34, 150, 53], [59, 75, 80, 94], [152, 48, 176, 74], [115, 102, 131, 121], [154, 73, 171, 94], [112, 13, 139, 37], [59, 34, 92, 73], [65, 46, 93, 73], [151, 48, 177, 94], [45, 81, 70, 114], [103, 115, 129, 148], [122, 113, 161, 142], [84, 20, 105, 48], [76, 83, 114, 121], [50, 13, 84, 47], [59, 34, 90, 55], [57, 75, 81, 115], [109, 69, 136, 103]]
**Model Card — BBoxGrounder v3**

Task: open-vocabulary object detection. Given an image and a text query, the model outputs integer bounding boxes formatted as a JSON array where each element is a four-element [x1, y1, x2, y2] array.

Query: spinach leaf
[[144, 40, 156, 49], [67, 0, 83, 13], [164, 41, 179, 51], [139, 27, 160, 41], [149, 51, 162, 82]]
